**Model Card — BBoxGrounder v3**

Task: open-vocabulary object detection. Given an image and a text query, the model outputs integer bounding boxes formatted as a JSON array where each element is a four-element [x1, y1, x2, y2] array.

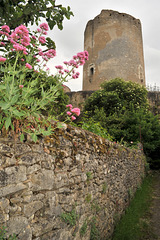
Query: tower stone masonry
[[83, 10, 146, 91]]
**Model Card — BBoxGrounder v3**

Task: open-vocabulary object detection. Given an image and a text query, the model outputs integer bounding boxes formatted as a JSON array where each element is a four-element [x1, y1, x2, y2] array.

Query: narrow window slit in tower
[[90, 67, 94, 76]]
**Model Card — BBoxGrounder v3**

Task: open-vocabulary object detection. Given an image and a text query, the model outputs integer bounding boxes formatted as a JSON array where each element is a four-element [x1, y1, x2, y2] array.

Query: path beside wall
[[0, 124, 145, 239]]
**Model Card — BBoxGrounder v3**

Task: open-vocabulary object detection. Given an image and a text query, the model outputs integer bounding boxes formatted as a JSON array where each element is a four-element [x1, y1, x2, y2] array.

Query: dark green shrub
[[83, 78, 160, 169]]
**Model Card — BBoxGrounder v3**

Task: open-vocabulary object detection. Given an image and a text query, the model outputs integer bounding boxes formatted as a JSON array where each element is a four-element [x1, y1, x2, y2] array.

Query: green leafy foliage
[[0, 23, 82, 142], [60, 209, 78, 226], [86, 171, 93, 182], [80, 220, 88, 237], [84, 78, 149, 117], [80, 117, 113, 141], [27, 71, 69, 116], [0, 226, 17, 240], [84, 78, 160, 169], [0, 0, 73, 30], [85, 193, 92, 203], [90, 217, 100, 240]]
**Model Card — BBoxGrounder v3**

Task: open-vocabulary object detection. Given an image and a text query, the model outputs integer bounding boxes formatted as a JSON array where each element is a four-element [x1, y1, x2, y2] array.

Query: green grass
[[111, 174, 154, 240]]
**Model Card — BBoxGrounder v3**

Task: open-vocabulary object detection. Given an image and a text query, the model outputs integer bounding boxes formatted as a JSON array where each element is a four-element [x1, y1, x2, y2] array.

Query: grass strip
[[111, 173, 154, 240]]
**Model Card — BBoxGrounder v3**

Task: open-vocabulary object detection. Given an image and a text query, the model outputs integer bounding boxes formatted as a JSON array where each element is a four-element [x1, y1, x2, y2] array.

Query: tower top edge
[[86, 9, 141, 27]]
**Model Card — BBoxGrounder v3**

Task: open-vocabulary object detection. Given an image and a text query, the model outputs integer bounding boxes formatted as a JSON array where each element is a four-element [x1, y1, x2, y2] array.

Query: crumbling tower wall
[[83, 10, 145, 91]]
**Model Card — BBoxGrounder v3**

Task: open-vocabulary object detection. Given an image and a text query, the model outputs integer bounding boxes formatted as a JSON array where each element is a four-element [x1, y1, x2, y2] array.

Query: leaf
[[20, 133, 25, 142], [0, 123, 4, 130], [0, 102, 10, 110], [5, 117, 11, 130], [12, 109, 25, 117], [31, 133, 38, 143], [0, 85, 6, 91], [10, 95, 20, 105], [19, 73, 26, 81]]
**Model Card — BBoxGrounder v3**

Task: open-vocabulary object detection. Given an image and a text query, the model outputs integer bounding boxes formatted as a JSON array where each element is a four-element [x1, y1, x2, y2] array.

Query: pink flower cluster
[[66, 104, 80, 121], [55, 51, 89, 79], [39, 36, 46, 44], [8, 25, 31, 55], [65, 51, 89, 67], [0, 25, 10, 36], [38, 49, 56, 61], [25, 63, 32, 69], [36, 23, 49, 45], [39, 23, 49, 32], [0, 25, 31, 55], [0, 57, 6, 62], [0, 23, 57, 71]]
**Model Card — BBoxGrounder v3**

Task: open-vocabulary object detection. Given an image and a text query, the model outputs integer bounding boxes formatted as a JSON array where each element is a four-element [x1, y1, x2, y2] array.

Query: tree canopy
[[0, 0, 73, 30], [84, 78, 149, 117]]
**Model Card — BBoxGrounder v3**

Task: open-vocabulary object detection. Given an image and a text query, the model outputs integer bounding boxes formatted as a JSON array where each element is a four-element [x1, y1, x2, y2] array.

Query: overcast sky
[[47, 0, 160, 91]]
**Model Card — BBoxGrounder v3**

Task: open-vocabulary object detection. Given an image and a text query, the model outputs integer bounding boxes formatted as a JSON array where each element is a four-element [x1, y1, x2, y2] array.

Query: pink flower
[[23, 51, 28, 55], [21, 58, 24, 61], [80, 59, 85, 65], [39, 51, 44, 56], [19, 85, 24, 88], [55, 65, 63, 70], [0, 42, 5, 46], [15, 25, 29, 36], [59, 70, 64, 75], [25, 63, 32, 69], [13, 43, 24, 51], [71, 116, 76, 121], [1, 25, 10, 33], [67, 111, 72, 116], [39, 36, 46, 44], [42, 56, 48, 61], [10, 32, 19, 42], [21, 36, 31, 46], [66, 104, 73, 110], [71, 108, 80, 116], [40, 23, 49, 31], [43, 49, 56, 60], [32, 35, 36, 40], [0, 57, 6, 62], [72, 75, 77, 79]]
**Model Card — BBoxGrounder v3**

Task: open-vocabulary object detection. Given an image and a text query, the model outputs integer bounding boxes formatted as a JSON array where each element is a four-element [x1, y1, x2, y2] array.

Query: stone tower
[[83, 10, 145, 91]]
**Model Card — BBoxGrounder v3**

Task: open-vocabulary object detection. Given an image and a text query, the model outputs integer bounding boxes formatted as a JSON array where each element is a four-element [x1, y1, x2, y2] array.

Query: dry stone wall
[[0, 124, 145, 240]]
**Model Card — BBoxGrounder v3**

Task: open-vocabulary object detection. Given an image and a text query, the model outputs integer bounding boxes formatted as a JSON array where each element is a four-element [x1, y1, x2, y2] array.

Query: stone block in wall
[[6, 216, 32, 240], [23, 201, 43, 218], [0, 166, 27, 187], [30, 169, 55, 191], [0, 183, 27, 198]]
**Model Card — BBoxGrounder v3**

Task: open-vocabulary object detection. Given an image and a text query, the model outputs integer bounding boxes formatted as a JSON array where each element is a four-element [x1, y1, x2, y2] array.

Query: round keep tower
[[83, 10, 145, 91]]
